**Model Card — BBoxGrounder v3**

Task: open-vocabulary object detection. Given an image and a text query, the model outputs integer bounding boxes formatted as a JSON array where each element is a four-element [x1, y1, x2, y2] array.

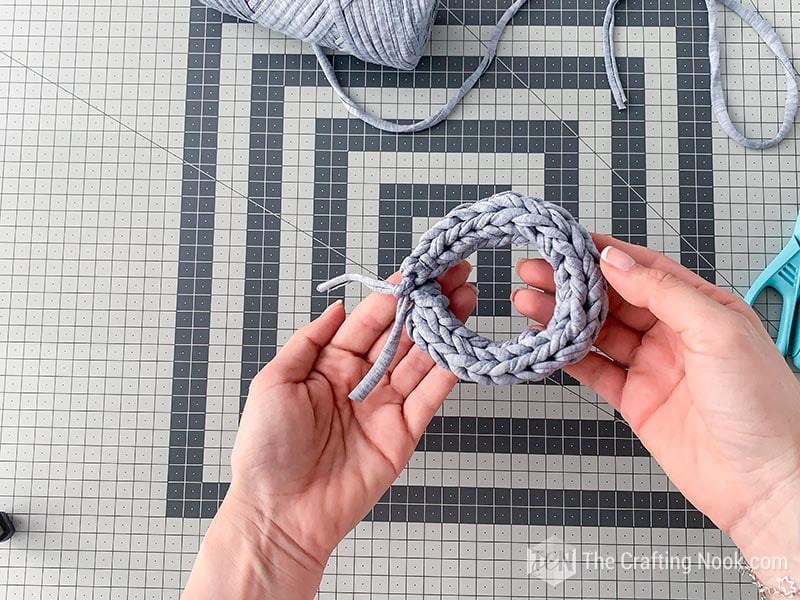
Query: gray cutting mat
[[1, 0, 798, 597]]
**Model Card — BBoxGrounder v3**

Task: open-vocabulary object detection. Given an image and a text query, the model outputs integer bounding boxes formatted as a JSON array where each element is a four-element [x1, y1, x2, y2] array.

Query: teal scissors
[[745, 212, 800, 368]]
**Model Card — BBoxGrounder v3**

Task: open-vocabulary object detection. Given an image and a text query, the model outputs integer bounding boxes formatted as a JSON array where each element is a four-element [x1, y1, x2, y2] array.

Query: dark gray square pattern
[[168, 0, 718, 528]]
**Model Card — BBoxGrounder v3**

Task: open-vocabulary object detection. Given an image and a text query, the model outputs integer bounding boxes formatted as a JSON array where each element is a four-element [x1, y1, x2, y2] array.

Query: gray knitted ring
[[318, 191, 609, 401]]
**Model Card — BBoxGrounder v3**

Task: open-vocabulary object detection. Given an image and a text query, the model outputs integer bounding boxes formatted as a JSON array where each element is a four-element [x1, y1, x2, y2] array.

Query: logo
[[526, 534, 578, 587]]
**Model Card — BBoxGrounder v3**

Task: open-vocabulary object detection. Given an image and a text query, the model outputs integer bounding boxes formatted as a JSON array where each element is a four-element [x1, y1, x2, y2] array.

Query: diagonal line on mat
[[442, 0, 793, 300], [0, 48, 664, 426], [0, 49, 371, 277]]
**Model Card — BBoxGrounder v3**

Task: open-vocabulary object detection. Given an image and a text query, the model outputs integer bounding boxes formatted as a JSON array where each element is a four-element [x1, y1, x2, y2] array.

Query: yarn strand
[[312, 0, 530, 133], [603, 0, 798, 149], [316, 273, 411, 400]]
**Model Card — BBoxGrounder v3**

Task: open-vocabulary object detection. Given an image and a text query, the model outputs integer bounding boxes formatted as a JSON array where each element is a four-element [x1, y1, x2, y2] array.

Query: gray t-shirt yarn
[[202, 0, 797, 148], [603, 0, 798, 150], [318, 191, 609, 401], [192, 0, 793, 394]]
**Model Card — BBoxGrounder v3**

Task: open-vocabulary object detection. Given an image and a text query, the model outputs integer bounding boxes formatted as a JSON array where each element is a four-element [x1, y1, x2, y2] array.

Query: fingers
[[591, 317, 643, 367], [391, 263, 628, 436], [440, 261, 474, 296], [516, 256, 658, 333], [511, 287, 642, 366], [389, 283, 478, 398], [517, 234, 757, 334], [328, 271, 402, 356], [330, 261, 472, 357], [394, 283, 478, 438], [516, 258, 555, 293], [599, 245, 733, 342], [592, 234, 753, 321], [258, 301, 346, 385], [402, 367, 458, 439], [562, 351, 627, 411], [511, 287, 554, 324], [364, 261, 473, 365]]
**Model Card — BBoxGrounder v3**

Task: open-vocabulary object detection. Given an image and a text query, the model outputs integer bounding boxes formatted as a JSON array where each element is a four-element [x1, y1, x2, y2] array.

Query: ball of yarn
[[206, 0, 439, 70], [204, 0, 798, 146], [318, 191, 609, 401]]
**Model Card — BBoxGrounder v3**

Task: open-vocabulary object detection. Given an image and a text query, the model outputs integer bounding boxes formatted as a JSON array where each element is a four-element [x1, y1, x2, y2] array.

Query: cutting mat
[[1, 0, 798, 597]]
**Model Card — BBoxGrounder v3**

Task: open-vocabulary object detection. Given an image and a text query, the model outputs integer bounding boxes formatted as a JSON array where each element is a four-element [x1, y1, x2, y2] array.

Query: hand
[[182, 262, 477, 600], [514, 235, 800, 584]]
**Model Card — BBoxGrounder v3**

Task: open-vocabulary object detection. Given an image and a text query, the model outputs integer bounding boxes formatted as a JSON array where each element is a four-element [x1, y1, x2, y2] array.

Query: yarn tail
[[602, 0, 627, 111], [603, 0, 798, 149], [706, 0, 798, 149], [316, 274, 409, 401], [312, 0, 530, 134]]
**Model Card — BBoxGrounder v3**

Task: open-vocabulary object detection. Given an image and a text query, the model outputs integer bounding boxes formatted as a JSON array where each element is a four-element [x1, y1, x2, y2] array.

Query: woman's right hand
[[514, 235, 800, 583]]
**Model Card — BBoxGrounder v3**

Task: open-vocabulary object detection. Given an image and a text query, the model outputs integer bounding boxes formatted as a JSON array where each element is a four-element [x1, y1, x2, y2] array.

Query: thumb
[[599, 245, 728, 337]]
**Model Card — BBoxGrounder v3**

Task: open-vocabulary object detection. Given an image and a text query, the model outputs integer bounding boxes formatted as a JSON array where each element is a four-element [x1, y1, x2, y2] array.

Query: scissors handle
[[791, 309, 800, 370], [744, 236, 800, 358]]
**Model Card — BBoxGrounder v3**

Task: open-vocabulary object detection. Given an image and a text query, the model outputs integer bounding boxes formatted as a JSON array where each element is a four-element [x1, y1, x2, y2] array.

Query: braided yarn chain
[[318, 191, 609, 401]]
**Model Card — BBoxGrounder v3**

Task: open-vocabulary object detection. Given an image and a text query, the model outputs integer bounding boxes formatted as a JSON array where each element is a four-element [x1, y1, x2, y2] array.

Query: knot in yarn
[[317, 191, 609, 401]]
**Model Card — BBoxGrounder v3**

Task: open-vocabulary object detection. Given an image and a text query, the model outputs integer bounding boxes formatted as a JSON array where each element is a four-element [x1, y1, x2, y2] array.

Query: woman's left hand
[[182, 262, 477, 600]]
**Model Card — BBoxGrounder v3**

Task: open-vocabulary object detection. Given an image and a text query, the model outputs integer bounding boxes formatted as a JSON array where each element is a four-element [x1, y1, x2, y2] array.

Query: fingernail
[[323, 299, 343, 314], [468, 283, 480, 297], [510, 288, 519, 302], [600, 246, 636, 271], [515, 258, 525, 274], [464, 260, 474, 273]]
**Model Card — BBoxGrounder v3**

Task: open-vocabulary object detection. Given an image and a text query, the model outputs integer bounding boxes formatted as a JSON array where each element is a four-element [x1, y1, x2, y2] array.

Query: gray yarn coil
[[317, 191, 609, 401], [603, 0, 798, 150]]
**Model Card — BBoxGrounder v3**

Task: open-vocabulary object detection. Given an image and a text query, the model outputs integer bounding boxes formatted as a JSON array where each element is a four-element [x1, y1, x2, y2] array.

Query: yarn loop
[[318, 191, 609, 401], [603, 0, 798, 149]]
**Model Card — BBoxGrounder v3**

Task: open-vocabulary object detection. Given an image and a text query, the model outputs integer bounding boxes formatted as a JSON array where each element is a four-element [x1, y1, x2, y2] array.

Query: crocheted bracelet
[[318, 191, 609, 401]]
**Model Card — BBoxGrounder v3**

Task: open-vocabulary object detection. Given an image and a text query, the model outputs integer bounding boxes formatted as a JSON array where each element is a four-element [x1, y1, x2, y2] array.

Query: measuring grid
[[2, 0, 799, 597]]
